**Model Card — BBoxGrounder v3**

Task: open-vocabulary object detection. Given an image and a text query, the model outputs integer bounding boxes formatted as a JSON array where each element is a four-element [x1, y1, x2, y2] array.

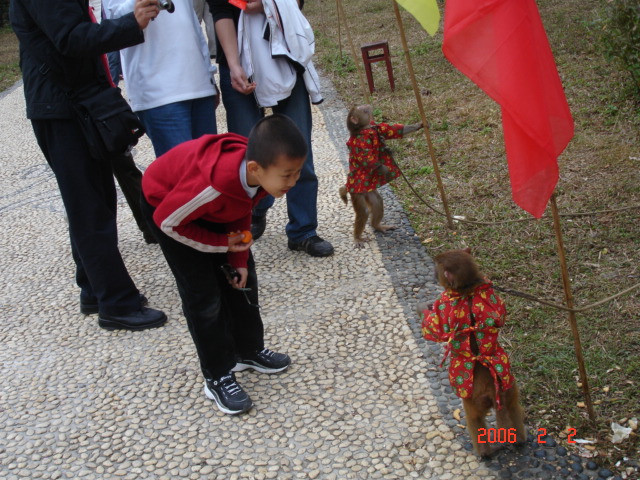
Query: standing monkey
[[339, 105, 422, 247], [419, 248, 526, 457]]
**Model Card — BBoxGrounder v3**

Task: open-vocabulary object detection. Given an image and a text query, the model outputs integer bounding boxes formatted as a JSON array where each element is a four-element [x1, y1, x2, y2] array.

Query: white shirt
[[239, 160, 259, 198], [103, 0, 217, 112]]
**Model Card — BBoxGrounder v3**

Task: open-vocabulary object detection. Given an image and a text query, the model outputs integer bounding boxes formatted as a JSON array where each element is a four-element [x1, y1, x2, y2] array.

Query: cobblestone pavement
[[0, 75, 623, 480]]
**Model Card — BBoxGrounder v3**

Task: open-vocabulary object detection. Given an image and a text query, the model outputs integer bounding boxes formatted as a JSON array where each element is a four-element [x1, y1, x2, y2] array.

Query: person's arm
[[24, 0, 156, 57], [214, 17, 256, 95]]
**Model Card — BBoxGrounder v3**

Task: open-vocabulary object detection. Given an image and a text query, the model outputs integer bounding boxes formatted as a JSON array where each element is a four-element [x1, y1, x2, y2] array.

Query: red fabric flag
[[442, 0, 574, 218]]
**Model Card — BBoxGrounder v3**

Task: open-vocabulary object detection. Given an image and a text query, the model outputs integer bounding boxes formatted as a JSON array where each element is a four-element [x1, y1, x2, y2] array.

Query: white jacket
[[237, 0, 322, 108], [103, 0, 217, 112]]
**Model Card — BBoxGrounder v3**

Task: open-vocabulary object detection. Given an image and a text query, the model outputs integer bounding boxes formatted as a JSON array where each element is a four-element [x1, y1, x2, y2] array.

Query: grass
[[0, 26, 20, 92], [304, 0, 639, 472]]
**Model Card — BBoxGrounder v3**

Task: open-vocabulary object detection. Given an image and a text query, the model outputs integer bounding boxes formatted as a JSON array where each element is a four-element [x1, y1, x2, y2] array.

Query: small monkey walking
[[419, 248, 526, 457], [339, 105, 422, 247]]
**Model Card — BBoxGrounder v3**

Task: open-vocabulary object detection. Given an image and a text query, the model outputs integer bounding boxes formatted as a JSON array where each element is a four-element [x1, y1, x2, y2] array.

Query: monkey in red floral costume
[[339, 104, 422, 246], [420, 248, 526, 457]]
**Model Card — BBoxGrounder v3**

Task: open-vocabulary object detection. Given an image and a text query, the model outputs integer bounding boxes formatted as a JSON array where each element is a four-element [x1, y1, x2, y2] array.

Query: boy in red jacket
[[141, 114, 306, 415]]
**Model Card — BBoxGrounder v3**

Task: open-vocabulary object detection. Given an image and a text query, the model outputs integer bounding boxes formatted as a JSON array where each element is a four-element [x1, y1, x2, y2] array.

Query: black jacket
[[10, 0, 145, 119]]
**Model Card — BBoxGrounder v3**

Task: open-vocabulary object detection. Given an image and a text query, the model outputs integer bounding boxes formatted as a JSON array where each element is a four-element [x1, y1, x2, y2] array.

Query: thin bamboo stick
[[335, 0, 343, 59], [550, 194, 596, 422], [335, 0, 370, 103], [391, 1, 454, 229]]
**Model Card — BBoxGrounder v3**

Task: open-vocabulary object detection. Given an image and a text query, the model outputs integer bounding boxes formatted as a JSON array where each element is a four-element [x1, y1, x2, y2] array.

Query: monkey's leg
[[465, 365, 503, 457], [367, 191, 396, 233], [351, 193, 370, 247], [463, 397, 496, 458], [339, 186, 348, 205], [497, 384, 526, 445]]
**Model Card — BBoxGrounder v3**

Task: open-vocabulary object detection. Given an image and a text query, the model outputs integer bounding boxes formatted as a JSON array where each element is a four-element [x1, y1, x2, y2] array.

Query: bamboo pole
[[335, 0, 343, 59], [550, 194, 596, 422], [392, 1, 454, 229], [335, 0, 370, 103]]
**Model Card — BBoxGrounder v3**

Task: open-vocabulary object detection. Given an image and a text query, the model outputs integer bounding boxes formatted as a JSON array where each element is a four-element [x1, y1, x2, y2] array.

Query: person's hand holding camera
[[134, 0, 160, 29]]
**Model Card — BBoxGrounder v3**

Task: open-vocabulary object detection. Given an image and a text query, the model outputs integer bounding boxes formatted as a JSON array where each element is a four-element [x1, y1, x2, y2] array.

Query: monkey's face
[[247, 155, 305, 198]]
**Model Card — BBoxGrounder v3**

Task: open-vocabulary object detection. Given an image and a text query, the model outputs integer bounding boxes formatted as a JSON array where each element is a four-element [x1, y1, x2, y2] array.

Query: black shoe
[[250, 214, 267, 241], [232, 348, 291, 374], [81, 294, 149, 315], [204, 372, 253, 415], [98, 307, 166, 331], [287, 235, 334, 257]]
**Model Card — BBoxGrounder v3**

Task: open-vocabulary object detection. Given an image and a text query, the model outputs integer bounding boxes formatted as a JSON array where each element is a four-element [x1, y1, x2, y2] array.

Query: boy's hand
[[228, 231, 253, 252], [220, 264, 249, 289], [233, 268, 249, 289]]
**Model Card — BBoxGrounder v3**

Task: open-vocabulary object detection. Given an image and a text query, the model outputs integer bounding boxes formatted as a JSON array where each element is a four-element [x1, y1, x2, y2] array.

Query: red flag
[[442, 0, 574, 218]]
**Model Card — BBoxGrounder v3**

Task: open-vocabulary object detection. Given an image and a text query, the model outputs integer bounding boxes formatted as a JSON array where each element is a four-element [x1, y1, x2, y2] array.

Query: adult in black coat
[[10, 0, 167, 330]]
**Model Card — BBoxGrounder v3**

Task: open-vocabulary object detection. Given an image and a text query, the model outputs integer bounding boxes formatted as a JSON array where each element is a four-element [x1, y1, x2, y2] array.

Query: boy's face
[[247, 155, 306, 198]]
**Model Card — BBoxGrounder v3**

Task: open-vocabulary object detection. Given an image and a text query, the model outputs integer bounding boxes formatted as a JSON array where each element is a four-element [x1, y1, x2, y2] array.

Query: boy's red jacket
[[142, 133, 268, 268]]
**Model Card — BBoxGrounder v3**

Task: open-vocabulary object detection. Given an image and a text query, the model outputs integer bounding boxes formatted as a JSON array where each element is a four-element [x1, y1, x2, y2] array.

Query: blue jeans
[[136, 95, 217, 157], [219, 65, 318, 242], [107, 50, 122, 86]]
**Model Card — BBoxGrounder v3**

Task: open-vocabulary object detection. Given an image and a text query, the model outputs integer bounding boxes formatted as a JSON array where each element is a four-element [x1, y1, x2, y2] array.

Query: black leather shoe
[[287, 235, 334, 257], [80, 294, 148, 315], [250, 214, 267, 241], [98, 307, 167, 331]]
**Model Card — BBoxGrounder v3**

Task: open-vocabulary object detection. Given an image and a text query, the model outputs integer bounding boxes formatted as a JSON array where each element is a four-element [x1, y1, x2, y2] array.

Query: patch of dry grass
[[0, 26, 20, 91], [305, 0, 639, 470]]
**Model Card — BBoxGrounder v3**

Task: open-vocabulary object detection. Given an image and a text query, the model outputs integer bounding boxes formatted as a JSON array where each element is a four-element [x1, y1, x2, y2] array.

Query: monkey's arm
[[376, 122, 405, 140], [420, 300, 449, 342], [402, 122, 423, 135]]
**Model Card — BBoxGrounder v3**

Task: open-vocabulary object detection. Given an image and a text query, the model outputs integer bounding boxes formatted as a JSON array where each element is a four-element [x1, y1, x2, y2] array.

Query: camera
[[158, 0, 175, 13]]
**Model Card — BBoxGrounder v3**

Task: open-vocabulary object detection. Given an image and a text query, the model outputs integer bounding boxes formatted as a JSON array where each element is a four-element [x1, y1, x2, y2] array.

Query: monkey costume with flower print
[[345, 122, 403, 193], [421, 282, 515, 408]]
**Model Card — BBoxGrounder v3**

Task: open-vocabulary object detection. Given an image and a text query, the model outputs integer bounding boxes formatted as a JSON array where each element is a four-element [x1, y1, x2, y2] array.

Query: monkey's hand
[[402, 122, 423, 135]]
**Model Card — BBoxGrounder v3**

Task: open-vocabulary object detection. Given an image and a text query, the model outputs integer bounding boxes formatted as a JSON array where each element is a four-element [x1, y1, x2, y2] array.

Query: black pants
[[111, 151, 152, 238], [32, 118, 142, 315], [141, 197, 264, 380]]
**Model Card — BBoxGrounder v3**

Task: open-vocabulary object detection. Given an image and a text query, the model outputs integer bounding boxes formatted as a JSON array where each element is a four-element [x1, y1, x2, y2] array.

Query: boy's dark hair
[[246, 114, 308, 167]]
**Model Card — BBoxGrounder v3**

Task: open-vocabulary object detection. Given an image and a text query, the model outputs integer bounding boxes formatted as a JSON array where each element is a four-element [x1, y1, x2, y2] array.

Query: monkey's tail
[[339, 186, 348, 205]]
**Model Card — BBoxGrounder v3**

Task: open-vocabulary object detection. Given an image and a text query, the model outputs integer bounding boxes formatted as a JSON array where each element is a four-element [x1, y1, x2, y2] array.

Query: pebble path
[[0, 73, 624, 479]]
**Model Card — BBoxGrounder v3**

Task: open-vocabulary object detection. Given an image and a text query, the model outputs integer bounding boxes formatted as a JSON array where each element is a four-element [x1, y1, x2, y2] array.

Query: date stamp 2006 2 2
[[477, 427, 577, 444]]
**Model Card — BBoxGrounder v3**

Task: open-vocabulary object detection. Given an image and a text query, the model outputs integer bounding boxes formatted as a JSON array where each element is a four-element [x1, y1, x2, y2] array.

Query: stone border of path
[[316, 74, 628, 480]]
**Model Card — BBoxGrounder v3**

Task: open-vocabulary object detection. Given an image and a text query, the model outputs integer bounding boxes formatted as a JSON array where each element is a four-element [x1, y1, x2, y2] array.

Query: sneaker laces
[[259, 348, 275, 358], [218, 374, 242, 396]]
